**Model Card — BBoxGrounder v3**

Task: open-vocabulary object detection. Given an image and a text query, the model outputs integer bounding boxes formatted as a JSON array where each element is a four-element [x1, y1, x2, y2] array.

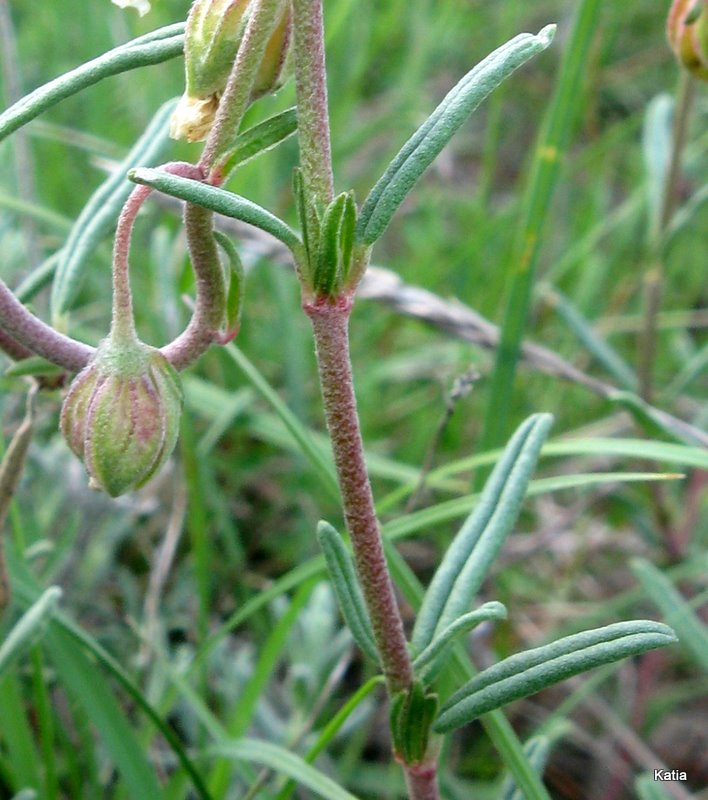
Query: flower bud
[[668, 0, 708, 80], [171, 0, 292, 142], [61, 340, 182, 497]]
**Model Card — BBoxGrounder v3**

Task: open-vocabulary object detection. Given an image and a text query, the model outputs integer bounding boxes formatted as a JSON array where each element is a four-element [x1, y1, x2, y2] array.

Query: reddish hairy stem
[[112, 161, 225, 369], [162, 200, 226, 370], [305, 295, 413, 693], [0, 326, 35, 362], [291, 0, 334, 204], [0, 281, 93, 372], [401, 760, 440, 800]]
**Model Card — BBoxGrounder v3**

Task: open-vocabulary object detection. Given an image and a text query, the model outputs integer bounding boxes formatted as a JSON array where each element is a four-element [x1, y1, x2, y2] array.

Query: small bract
[[61, 339, 182, 497]]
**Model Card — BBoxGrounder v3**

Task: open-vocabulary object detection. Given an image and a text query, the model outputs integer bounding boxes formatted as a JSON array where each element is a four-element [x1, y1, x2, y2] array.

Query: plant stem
[[291, 0, 334, 205], [402, 759, 440, 800], [162, 202, 227, 370], [306, 296, 440, 800], [638, 71, 695, 402], [111, 184, 148, 344], [0, 281, 93, 371], [305, 295, 413, 693], [199, 0, 286, 180]]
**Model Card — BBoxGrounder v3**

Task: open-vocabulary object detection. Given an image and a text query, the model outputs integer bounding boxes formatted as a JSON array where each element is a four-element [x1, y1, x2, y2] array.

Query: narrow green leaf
[[608, 390, 705, 447], [339, 194, 357, 285], [542, 286, 637, 390], [214, 232, 245, 337], [382, 542, 553, 800], [0, 587, 61, 677], [412, 601, 507, 679], [222, 107, 298, 173], [0, 25, 184, 142], [356, 25, 556, 244], [0, 674, 41, 790], [51, 98, 178, 319], [389, 681, 438, 764], [500, 736, 552, 800], [314, 194, 347, 296], [631, 558, 708, 673], [317, 521, 379, 664], [434, 621, 677, 732], [209, 739, 359, 800], [292, 168, 312, 261], [130, 168, 303, 253], [45, 626, 164, 798], [412, 413, 553, 652]]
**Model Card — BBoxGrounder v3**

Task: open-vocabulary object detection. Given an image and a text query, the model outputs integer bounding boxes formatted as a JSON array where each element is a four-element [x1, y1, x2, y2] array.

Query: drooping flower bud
[[61, 339, 182, 497], [170, 0, 292, 142], [668, 0, 708, 80]]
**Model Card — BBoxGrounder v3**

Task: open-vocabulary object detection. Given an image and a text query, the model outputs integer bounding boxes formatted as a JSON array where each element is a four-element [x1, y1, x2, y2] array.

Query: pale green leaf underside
[[209, 739, 359, 800]]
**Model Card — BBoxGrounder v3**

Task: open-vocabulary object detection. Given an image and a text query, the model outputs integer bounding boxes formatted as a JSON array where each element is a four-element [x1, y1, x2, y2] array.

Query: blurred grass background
[[0, 0, 706, 798]]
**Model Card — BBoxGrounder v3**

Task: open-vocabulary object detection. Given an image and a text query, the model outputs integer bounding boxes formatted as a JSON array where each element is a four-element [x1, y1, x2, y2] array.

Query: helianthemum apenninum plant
[[0, 1, 683, 798]]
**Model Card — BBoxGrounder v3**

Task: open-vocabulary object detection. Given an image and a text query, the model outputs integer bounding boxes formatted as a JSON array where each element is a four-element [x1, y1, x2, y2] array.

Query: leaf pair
[[318, 413, 678, 739], [293, 174, 357, 297]]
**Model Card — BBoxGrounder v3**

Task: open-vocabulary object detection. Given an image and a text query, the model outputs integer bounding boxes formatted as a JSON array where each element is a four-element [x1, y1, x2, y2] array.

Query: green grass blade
[[403, 436, 708, 490], [0, 26, 184, 142], [273, 676, 385, 800], [0, 587, 61, 676], [223, 342, 339, 500], [0, 673, 41, 791], [608, 390, 707, 447], [130, 168, 303, 253], [50, 98, 178, 319], [631, 558, 708, 673], [542, 286, 638, 390], [434, 622, 677, 732], [317, 521, 379, 664], [480, 0, 602, 452], [209, 580, 317, 796], [44, 626, 164, 798], [356, 25, 555, 245], [7, 561, 212, 800], [209, 739, 360, 800], [500, 736, 552, 800], [412, 414, 552, 651]]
